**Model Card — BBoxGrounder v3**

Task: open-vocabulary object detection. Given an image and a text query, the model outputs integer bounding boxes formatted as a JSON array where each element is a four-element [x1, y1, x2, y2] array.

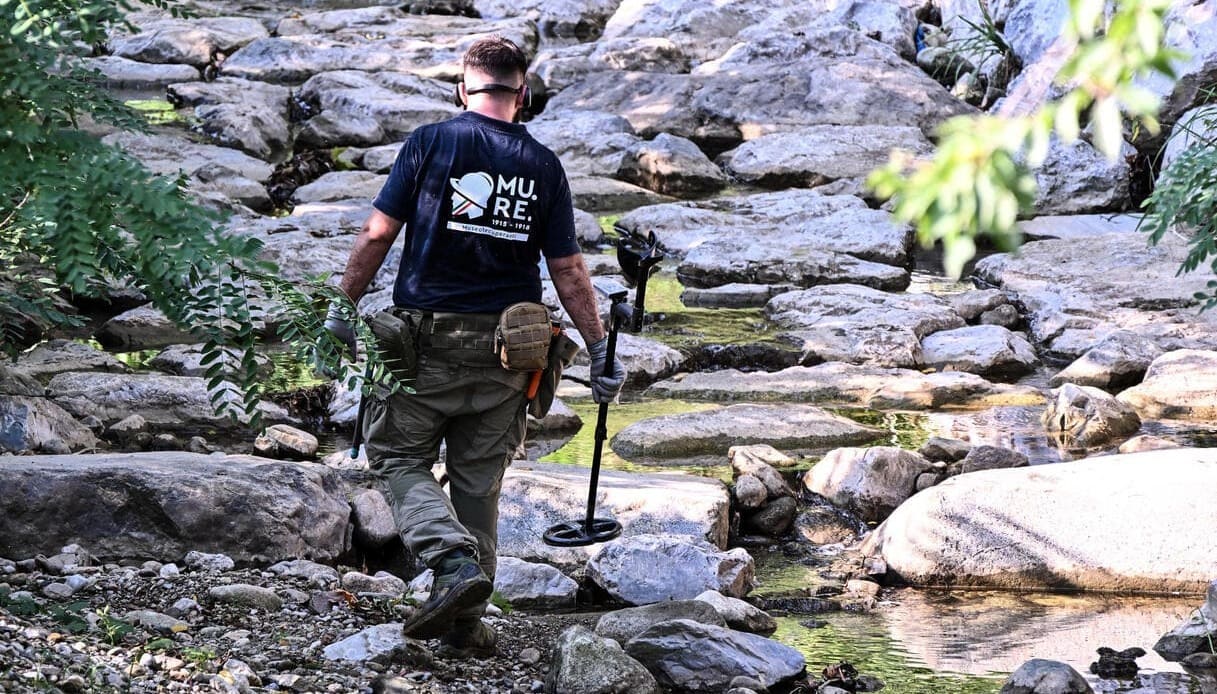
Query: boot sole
[[401, 576, 493, 639]]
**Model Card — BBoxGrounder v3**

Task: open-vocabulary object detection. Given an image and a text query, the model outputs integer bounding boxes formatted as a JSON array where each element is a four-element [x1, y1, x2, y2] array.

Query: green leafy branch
[[868, 0, 1181, 278]]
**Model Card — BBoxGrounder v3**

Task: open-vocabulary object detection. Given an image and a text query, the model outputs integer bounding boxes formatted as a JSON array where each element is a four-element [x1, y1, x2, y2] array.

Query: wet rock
[[1118, 350, 1217, 420], [948, 290, 1012, 323], [1041, 384, 1141, 448], [864, 449, 1217, 592], [0, 453, 350, 564], [718, 124, 932, 188], [546, 625, 661, 694], [694, 590, 777, 635], [0, 396, 100, 454], [980, 304, 1023, 330], [184, 551, 235, 572], [595, 601, 726, 645], [792, 503, 868, 546], [767, 284, 964, 368], [254, 424, 320, 461], [561, 330, 684, 390], [527, 397, 583, 438], [919, 437, 971, 463], [921, 325, 1039, 381], [1089, 647, 1144, 678], [647, 362, 1042, 410], [166, 78, 290, 160], [351, 489, 397, 549], [954, 445, 1029, 475], [617, 133, 727, 196], [733, 475, 768, 511], [342, 571, 406, 595], [109, 17, 268, 67], [47, 372, 291, 429], [1183, 652, 1217, 669], [680, 283, 797, 308], [742, 497, 797, 537], [611, 404, 883, 460], [87, 56, 201, 88], [804, 447, 933, 523], [624, 619, 805, 693], [497, 462, 730, 570], [1154, 579, 1217, 661], [15, 339, 128, 380], [1117, 435, 1179, 454], [1048, 330, 1163, 390], [998, 659, 1093, 694], [95, 305, 196, 351], [493, 557, 578, 611], [586, 534, 754, 604], [208, 584, 283, 611]]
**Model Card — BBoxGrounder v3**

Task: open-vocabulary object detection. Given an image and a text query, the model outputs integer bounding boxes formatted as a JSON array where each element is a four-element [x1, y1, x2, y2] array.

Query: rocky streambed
[[9, 0, 1217, 691]]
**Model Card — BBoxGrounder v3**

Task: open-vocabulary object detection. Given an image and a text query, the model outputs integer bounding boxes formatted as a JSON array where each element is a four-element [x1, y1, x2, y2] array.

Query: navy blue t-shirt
[[372, 111, 580, 313]]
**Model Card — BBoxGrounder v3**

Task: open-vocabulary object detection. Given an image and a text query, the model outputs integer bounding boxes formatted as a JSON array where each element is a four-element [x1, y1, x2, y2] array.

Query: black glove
[[316, 304, 357, 378], [587, 336, 626, 403]]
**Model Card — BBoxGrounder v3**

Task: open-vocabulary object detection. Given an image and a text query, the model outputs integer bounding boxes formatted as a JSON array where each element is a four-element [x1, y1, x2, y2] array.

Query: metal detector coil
[[542, 228, 665, 547]]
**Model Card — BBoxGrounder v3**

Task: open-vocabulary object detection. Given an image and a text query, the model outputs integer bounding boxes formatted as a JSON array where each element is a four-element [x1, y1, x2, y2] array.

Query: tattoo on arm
[[547, 253, 605, 344]]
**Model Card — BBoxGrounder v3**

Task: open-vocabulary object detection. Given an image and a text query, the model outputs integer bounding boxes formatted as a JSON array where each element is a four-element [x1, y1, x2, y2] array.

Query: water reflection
[[772, 589, 1213, 694]]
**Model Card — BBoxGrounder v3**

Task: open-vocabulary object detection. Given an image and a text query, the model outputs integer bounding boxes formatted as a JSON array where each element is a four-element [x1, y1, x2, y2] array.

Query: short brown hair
[[462, 36, 528, 83]]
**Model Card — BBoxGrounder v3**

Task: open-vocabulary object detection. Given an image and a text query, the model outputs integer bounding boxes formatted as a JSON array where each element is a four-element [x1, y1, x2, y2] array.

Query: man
[[323, 36, 625, 656]]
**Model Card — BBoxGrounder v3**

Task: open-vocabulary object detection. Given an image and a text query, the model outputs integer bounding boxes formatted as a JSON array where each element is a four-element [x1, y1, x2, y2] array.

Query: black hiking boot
[[437, 617, 498, 659], [402, 550, 492, 639]]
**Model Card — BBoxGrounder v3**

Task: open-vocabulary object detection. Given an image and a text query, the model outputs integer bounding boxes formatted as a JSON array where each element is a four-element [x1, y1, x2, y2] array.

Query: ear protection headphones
[[453, 81, 532, 110]]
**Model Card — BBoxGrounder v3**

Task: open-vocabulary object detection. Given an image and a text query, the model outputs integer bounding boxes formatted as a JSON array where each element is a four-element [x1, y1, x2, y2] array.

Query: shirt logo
[[450, 172, 494, 219], [446, 171, 537, 243]]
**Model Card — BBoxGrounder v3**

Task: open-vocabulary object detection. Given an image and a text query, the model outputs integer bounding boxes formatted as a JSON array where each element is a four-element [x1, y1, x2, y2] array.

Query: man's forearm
[[338, 210, 404, 303], [548, 254, 605, 344]]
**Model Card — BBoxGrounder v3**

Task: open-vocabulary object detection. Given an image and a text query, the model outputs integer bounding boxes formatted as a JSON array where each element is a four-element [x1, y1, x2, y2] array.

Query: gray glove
[[587, 336, 626, 403], [316, 304, 357, 378]]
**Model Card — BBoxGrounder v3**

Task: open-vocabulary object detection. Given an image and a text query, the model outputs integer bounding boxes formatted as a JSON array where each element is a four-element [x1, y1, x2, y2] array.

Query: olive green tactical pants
[[364, 336, 529, 619]]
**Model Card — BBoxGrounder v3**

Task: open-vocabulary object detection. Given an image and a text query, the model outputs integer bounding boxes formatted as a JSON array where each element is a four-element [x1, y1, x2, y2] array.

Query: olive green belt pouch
[[368, 309, 419, 389], [496, 302, 553, 372], [529, 327, 580, 419]]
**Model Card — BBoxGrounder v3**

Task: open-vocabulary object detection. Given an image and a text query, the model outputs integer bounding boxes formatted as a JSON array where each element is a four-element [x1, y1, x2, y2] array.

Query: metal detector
[[543, 228, 664, 547]]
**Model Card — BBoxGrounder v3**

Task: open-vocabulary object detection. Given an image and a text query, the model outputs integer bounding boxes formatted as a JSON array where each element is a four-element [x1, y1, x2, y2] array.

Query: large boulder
[[291, 171, 387, 205], [863, 449, 1217, 592], [693, 590, 777, 635], [973, 233, 1217, 358], [624, 619, 806, 693], [1118, 350, 1217, 420], [85, 56, 200, 89], [1041, 384, 1141, 448], [617, 133, 727, 196], [1048, 330, 1164, 390], [647, 363, 1043, 410], [475, 0, 620, 39], [586, 534, 754, 605], [109, 17, 268, 67], [0, 453, 351, 563], [804, 447, 934, 523], [766, 284, 965, 368], [595, 601, 726, 645], [101, 131, 272, 209], [545, 626, 661, 694], [496, 462, 730, 570], [46, 372, 291, 430], [527, 110, 640, 177], [717, 125, 933, 188], [14, 340, 128, 380], [1140, 0, 1217, 125], [295, 70, 457, 148], [95, 305, 196, 350], [166, 78, 291, 160], [1032, 138, 1131, 215], [610, 404, 884, 460], [920, 325, 1040, 381]]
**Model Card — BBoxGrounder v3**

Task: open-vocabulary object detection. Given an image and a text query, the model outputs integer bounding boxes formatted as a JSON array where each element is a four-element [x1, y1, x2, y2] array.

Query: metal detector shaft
[[582, 308, 622, 532]]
